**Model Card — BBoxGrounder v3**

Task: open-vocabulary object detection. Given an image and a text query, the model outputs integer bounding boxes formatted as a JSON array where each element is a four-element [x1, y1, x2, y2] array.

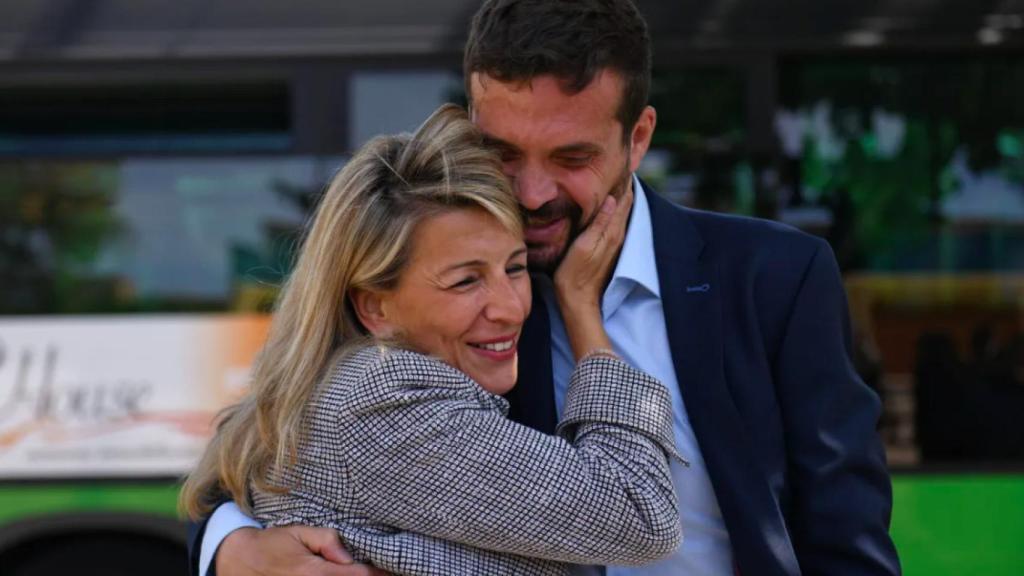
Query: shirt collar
[[602, 175, 660, 319]]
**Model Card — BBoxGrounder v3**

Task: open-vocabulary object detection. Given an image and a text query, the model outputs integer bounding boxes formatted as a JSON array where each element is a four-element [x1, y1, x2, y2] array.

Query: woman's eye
[[507, 264, 527, 275], [450, 276, 479, 289]]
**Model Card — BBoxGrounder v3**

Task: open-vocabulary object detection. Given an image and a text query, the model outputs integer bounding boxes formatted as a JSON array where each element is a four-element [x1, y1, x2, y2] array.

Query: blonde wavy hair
[[180, 104, 520, 519]]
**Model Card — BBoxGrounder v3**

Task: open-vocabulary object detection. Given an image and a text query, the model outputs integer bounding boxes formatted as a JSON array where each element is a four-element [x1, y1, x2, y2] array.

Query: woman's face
[[375, 208, 532, 395]]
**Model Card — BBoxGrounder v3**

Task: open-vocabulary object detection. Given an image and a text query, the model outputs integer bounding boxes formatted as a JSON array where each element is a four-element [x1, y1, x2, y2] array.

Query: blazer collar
[[647, 188, 800, 575], [644, 179, 705, 264]]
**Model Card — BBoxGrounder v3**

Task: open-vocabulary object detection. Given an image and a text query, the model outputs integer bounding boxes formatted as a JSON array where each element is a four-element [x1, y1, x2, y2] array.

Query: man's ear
[[628, 105, 657, 174], [349, 288, 394, 338]]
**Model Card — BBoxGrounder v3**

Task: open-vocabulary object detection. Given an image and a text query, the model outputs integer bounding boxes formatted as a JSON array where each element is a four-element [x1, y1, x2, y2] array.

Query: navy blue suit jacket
[[506, 189, 901, 576], [189, 188, 900, 576]]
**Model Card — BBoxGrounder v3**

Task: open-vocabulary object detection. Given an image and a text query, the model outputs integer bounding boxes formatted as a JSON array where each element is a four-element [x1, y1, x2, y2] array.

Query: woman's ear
[[349, 288, 394, 338]]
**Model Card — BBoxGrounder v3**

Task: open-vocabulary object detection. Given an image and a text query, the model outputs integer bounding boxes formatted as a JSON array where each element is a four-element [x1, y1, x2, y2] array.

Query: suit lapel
[[507, 277, 557, 434], [647, 191, 798, 575]]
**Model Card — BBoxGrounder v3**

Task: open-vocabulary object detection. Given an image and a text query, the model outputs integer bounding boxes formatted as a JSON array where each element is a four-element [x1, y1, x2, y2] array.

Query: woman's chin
[[476, 370, 517, 396]]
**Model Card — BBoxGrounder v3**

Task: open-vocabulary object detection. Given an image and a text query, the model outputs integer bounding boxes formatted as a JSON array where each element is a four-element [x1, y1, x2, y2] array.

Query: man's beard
[[524, 161, 632, 275]]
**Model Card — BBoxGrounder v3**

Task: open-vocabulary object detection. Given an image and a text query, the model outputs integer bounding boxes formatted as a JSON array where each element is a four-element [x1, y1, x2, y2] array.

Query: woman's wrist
[[554, 286, 600, 311], [562, 314, 613, 362], [580, 347, 619, 361], [555, 286, 602, 316]]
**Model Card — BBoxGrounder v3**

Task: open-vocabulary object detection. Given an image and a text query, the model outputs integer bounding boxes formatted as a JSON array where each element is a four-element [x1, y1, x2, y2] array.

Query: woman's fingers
[[568, 194, 617, 259], [609, 188, 633, 241], [554, 186, 635, 302], [588, 194, 618, 242], [583, 188, 633, 263], [552, 185, 634, 359]]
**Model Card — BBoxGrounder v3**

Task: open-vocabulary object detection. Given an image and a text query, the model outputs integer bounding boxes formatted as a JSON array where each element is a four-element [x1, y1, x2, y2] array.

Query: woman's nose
[[484, 278, 528, 325]]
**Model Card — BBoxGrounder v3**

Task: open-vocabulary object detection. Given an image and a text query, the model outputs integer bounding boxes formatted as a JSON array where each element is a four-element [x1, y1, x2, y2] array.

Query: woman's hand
[[553, 188, 633, 361]]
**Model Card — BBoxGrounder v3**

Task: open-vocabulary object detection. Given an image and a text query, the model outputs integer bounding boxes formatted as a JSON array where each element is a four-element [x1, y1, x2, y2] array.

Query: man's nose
[[513, 161, 558, 212]]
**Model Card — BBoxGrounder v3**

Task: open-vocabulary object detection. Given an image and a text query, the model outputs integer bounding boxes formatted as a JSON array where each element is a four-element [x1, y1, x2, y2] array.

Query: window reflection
[[0, 156, 341, 315], [777, 57, 1024, 467], [642, 68, 747, 211], [348, 71, 463, 148], [641, 60, 1024, 467]]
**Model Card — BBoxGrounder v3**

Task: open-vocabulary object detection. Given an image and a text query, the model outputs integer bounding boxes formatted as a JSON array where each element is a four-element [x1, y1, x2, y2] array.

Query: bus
[[2, 25, 1023, 573]]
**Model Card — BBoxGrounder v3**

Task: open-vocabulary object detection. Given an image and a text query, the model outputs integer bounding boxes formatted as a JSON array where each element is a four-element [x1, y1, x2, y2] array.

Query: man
[[191, 1, 901, 575]]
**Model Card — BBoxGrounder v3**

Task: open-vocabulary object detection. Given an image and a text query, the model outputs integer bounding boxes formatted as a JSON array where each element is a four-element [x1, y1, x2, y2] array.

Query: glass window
[[641, 67, 749, 212], [348, 71, 463, 149], [0, 156, 342, 315], [0, 83, 291, 156], [777, 56, 1024, 468]]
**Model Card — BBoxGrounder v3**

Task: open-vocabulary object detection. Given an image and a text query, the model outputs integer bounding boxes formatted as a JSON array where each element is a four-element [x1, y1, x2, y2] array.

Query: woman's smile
[[372, 207, 532, 396]]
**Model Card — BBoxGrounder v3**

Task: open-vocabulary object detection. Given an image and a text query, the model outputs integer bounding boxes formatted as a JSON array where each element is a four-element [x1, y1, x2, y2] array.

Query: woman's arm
[[330, 348, 681, 566]]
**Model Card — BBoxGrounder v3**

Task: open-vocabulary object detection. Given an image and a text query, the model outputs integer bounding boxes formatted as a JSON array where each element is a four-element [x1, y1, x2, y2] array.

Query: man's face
[[469, 70, 654, 272]]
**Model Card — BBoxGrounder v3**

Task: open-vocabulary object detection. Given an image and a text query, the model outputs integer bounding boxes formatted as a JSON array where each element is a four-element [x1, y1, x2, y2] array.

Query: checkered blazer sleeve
[[325, 348, 681, 566]]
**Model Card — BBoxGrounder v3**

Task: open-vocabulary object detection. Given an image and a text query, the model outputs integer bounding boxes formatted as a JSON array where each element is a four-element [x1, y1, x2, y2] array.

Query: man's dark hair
[[464, 0, 651, 141]]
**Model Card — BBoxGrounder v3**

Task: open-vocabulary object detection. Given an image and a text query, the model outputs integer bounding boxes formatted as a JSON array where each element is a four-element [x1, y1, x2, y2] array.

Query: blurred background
[[0, 0, 1022, 574]]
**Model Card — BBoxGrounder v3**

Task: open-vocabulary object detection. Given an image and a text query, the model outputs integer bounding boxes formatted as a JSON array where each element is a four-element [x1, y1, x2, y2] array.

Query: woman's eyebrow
[[439, 260, 486, 274]]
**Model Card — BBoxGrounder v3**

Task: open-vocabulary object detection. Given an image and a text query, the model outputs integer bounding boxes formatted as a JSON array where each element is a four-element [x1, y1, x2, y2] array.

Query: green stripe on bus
[[0, 483, 181, 523], [1, 475, 1022, 575], [892, 474, 1024, 576]]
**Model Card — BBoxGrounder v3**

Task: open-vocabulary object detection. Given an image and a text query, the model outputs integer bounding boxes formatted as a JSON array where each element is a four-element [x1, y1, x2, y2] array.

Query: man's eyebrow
[[481, 137, 602, 156], [482, 135, 517, 151], [552, 142, 603, 155]]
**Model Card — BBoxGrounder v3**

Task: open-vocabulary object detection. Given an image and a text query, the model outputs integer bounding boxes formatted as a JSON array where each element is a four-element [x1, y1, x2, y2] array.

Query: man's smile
[[524, 218, 568, 245]]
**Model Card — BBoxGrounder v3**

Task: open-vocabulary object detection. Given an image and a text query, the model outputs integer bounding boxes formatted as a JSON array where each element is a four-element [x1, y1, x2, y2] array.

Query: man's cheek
[[573, 200, 600, 234]]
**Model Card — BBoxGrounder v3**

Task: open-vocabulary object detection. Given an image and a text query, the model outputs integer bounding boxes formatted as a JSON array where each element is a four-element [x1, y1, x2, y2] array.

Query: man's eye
[[558, 155, 592, 167]]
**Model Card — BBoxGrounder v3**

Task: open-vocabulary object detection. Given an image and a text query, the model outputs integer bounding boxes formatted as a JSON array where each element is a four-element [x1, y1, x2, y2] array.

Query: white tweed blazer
[[252, 345, 683, 575]]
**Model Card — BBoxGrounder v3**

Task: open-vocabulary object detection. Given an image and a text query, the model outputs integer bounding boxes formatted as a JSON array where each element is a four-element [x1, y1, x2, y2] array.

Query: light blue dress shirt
[[201, 177, 734, 576], [538, 177, 734, 576], [200, 501, 261, 576]]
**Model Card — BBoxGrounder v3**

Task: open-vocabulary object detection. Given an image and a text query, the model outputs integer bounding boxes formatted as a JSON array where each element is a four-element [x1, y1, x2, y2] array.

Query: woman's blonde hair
[[180, 104, 520, 519]]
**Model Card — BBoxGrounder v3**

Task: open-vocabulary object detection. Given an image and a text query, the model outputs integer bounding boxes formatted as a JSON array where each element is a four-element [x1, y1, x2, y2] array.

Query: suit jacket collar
[[647, 188, 799, 575]]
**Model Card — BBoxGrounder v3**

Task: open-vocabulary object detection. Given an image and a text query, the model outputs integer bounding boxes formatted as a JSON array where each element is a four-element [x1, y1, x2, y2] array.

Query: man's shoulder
[[693, 205, 817, 242], [660, 200, 827, 267]]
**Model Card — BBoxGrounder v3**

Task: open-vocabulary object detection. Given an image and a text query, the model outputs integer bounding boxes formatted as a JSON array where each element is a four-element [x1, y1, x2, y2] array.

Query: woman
[[181, 104, 682, 575]]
